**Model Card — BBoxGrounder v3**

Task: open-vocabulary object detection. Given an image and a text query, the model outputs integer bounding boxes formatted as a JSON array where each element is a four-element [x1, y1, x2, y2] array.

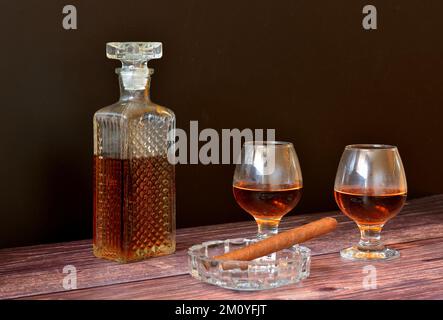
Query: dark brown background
[[1, 0, 442, 248]]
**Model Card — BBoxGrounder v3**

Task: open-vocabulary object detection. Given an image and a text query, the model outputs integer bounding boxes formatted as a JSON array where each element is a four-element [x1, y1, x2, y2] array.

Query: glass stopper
[[106, 42, 162, 65]]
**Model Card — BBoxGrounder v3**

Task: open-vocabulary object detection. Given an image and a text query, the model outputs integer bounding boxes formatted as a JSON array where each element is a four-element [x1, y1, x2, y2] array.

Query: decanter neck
[[117, 66, 151, 102]]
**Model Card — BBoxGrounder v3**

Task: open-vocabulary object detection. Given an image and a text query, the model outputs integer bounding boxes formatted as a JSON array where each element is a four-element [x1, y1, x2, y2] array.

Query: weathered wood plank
[[27, 237, 443, 300], [1, 195, 443, 299]]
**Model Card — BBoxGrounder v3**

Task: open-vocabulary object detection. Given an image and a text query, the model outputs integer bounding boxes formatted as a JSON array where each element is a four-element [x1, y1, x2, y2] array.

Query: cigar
[[213, 217, 337, 265]]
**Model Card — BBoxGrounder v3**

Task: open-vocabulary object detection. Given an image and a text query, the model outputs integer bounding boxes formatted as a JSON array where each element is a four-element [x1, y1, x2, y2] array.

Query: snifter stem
[[358, 224, 384, 251], [256, 218, 280, 239]]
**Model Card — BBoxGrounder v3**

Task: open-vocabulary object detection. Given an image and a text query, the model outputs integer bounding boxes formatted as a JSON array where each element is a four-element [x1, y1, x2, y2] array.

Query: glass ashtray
[[188, 238, 311, 291]]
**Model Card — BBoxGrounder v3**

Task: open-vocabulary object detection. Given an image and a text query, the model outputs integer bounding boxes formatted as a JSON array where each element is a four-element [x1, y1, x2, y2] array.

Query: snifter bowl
[[187, 238, 310, 291]]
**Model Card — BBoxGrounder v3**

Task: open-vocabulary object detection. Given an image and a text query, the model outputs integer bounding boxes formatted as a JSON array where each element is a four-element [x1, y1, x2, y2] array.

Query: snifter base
[[340, 246, 400, 261]]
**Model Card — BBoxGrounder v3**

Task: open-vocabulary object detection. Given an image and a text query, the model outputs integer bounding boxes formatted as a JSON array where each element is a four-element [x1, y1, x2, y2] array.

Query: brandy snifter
[[233, 141, 303, 239], [334, 144, 407, 261]]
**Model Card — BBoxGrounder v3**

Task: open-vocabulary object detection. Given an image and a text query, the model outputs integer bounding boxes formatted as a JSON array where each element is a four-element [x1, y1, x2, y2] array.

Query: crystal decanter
[[93, 42, 175, 262]]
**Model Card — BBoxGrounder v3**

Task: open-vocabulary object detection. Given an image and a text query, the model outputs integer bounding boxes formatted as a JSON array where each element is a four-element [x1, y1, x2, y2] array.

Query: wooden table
[[1, 195, 443, 300]]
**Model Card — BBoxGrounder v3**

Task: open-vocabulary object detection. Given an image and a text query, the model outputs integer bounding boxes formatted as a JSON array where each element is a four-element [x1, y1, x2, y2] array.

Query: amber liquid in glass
[[334, 188, 406, 225], [233, 183, 302, 222], [93, 155, 175, 262]]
